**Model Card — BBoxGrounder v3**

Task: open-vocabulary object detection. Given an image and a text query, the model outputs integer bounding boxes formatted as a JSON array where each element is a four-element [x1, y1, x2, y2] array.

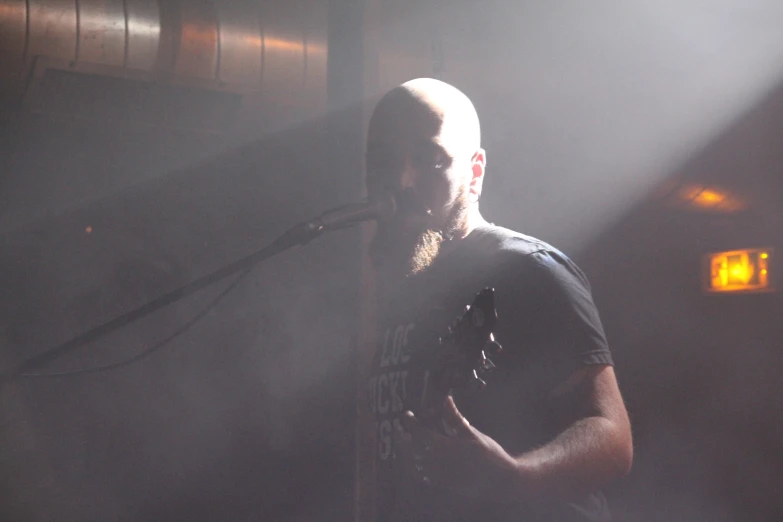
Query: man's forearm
[[498, 416, 632, 503]]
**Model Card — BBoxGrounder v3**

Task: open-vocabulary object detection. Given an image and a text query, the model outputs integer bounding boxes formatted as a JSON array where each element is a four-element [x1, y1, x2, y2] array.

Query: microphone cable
[[1, 193, 395, 387], [17, 267, 253, 379]]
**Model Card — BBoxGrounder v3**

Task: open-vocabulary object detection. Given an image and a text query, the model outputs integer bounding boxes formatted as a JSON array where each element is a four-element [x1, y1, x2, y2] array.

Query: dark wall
[[0, 1, 365, 519], [0, 111, 365, 521], [578, 82, 783, 522]]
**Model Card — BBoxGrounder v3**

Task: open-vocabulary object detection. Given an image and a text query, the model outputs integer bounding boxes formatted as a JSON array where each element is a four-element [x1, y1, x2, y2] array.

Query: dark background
[[1, 1, 782, 521]]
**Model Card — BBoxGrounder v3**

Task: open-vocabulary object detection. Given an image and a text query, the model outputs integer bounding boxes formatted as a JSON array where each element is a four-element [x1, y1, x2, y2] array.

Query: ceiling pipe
[[0, 0, 327, 109]]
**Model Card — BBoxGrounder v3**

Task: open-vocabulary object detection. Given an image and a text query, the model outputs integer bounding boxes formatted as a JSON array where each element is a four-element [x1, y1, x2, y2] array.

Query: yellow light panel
[[705, 248, 773, 293]]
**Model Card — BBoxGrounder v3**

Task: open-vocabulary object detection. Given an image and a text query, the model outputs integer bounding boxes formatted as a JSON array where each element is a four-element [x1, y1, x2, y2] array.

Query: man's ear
[[470, 148, 486, 201]]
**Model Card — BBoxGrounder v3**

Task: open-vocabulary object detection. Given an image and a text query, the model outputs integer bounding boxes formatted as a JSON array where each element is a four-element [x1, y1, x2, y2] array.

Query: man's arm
[[395, 364, 633, 504], [395, 251, 632, 503], [509, 364, 632, 501]]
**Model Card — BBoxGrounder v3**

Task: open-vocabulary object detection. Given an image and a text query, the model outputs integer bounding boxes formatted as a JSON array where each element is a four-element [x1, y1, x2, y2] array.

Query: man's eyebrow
[[365, 139, 450, 157], [416, 139, 451, 157]]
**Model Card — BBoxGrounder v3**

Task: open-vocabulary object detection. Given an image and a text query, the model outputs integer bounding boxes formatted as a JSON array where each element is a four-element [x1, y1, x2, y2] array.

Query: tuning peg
[[480, 351, 496, 372], [485, 338, 503, 356], [467, 369, 487, 393]]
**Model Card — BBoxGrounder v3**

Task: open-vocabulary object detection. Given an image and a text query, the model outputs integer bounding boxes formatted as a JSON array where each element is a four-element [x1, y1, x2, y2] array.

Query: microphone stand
[[1, 212, 363, 388]]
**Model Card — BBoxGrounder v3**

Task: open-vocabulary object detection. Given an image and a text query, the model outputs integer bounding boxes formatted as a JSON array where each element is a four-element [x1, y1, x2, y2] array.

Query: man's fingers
[[394, 419, 437, 486], [400, 410, 413, 426], [400, 410, 418, 432], [393, 418, 411, 442], [400, 411, 439, 449], [442, 395, 471, 437]]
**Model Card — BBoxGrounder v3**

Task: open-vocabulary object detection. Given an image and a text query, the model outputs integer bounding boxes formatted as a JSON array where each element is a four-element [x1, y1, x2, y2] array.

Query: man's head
[[366, 78, 486, 277]]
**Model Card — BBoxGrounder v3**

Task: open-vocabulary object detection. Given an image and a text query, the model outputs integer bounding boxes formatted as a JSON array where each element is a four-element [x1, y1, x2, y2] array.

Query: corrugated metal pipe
[[0, 0, 327, 107]]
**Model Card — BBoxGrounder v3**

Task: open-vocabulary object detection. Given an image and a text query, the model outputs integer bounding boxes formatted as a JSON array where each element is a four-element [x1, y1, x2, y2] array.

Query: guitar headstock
[[413, 287, 502, 422]]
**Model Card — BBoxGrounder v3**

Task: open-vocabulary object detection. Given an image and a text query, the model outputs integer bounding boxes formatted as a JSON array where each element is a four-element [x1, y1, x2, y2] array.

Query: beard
[[370, 226, 444, 278], [369, 186, 469, 280]]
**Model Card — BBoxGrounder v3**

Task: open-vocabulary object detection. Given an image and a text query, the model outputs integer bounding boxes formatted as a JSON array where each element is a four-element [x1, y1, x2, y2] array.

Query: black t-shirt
[[367, 224, 614, 522]]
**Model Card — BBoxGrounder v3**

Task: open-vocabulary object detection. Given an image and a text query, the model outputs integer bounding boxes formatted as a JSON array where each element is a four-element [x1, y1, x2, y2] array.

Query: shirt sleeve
[[495, 248, 613, 391]]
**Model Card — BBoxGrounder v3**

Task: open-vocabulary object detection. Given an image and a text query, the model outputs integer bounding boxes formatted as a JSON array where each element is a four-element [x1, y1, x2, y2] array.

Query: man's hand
[[392, 365, 633, 504], [392, 395, 520, 502]]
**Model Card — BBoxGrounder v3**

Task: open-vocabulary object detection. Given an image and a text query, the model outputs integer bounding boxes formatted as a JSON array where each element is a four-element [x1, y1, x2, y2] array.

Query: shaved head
[[366, 78, 487, 280], [400, 78, 482, 152], [368, 79, 482, 166]]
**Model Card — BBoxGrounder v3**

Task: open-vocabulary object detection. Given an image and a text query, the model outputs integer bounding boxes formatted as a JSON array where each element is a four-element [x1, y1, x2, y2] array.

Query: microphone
[[280, 190, 397, 246], [310, 190, 397, 232]]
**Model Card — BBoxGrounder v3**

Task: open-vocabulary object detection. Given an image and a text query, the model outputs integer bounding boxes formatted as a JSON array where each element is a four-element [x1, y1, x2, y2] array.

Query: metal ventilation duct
[[0, 0, 327, 110]]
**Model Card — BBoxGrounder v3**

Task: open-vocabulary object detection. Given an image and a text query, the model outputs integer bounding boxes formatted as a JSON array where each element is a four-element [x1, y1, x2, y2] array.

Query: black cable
[[20, 267, 253, 378], [0, 223, 313, 389], [1, 194, 388, 387]]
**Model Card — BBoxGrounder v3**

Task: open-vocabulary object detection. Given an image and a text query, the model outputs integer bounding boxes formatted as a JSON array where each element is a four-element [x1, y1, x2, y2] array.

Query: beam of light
[[431, 0, 783, 251]]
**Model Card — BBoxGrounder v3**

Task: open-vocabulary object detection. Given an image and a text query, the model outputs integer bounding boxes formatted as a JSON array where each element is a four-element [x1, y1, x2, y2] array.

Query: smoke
[[432, 0, 783, 250], [2, 1, 783, 520]]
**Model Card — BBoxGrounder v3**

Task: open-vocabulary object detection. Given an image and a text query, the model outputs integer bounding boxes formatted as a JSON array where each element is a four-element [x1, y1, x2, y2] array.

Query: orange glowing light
[[705, 248, 773, 293], [676, 184, 746, 213], [692, 189, 725, 207], [85, 226, 93, 234]]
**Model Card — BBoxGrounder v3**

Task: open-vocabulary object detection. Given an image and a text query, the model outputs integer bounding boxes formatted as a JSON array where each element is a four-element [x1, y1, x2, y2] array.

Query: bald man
[[364, 78, 632, 521]]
